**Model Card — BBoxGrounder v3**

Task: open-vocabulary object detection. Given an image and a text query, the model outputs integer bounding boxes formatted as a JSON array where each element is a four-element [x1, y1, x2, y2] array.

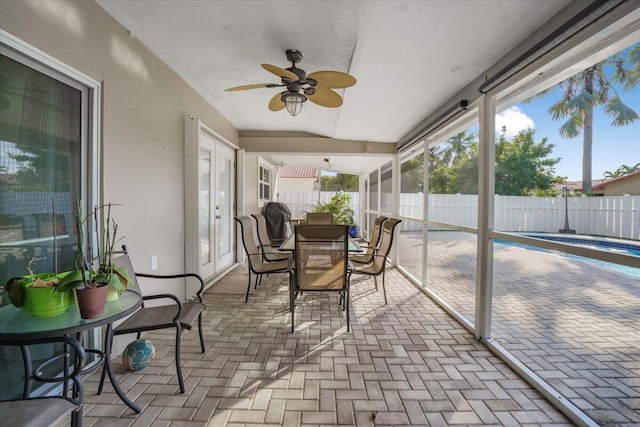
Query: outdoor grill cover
[[262, 202, 292, 244]]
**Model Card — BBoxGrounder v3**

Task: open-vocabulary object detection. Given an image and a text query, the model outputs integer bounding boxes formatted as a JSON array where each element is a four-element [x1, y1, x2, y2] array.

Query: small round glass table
[[0, 289, 143, 413]]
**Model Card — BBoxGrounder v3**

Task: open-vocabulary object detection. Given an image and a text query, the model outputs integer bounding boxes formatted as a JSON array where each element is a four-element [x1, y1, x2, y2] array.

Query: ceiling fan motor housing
[[286, 49, 303, 64]]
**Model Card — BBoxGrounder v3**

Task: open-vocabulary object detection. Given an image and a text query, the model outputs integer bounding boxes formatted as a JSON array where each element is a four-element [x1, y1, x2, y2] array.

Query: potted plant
[[310, 191, 359, 237], [4, 258, 72, 317], [56, 202, 134, 319]]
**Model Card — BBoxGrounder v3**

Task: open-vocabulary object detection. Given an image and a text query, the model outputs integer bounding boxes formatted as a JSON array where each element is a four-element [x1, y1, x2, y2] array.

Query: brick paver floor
[[76, 264, 574, 426], [399, 230, 640, 426]]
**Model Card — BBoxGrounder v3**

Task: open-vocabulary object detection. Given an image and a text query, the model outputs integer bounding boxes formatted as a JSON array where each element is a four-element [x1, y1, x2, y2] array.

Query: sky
[[496, 71, 640, 182]]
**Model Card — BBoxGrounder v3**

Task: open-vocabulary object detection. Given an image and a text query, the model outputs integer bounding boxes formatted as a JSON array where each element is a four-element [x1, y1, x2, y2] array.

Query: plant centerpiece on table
[[310, 191, 359, 237], [56, 202, 134, 319]]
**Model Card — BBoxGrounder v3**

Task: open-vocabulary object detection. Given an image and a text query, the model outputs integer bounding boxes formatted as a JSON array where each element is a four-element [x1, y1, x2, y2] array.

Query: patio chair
[[0, 336, 85, 427], [350, 218, 402, 305], [350, 216, 388, 265], [97, 245, 206, 394], [236, 216, 290, 303], [0, 215, 33, 279], [289, 225, 352, 332], [305, 212, 333, 225], [32, 213, 76, 269], [251, 213, 290, 262]]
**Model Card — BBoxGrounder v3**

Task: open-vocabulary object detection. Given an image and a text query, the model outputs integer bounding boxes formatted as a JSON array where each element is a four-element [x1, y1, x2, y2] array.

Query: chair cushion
[[115, 301, 205, 334], [0, 397, 77, 427]]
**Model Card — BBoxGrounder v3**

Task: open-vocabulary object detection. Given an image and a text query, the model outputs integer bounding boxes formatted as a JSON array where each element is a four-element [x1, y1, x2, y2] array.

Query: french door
[[199, 132, 235, 279]]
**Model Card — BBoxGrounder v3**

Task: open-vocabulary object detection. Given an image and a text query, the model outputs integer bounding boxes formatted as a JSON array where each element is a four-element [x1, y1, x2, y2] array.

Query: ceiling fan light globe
[[282, 93, 306, 116]]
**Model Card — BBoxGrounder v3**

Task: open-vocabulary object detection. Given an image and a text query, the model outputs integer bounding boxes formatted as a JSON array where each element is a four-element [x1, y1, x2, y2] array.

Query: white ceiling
[[97, 0, 570, 143]]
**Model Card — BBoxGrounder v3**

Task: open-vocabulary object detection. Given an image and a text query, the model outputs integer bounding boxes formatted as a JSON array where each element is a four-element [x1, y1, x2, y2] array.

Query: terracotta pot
[[75, 285, 109, 319]]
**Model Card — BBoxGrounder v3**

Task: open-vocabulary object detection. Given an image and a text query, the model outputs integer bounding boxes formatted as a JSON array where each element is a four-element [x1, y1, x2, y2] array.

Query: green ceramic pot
[[24, 272, 71, 317]]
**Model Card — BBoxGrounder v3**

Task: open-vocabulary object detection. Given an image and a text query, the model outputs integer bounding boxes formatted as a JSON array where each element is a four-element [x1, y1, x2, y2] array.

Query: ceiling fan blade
[[262, 64, 299, 81], [225, 83, 273, 92], [269, 92, 286, 111], [307, 87, 343, 108], [307, 71, 356, 88]]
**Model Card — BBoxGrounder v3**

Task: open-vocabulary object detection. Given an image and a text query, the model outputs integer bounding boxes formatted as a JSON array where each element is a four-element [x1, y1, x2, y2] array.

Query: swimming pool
[[495, 233, 640, 279]]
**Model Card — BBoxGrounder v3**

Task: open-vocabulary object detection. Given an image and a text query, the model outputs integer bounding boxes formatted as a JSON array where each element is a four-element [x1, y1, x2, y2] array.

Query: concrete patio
[[75, 263, 574, 426]]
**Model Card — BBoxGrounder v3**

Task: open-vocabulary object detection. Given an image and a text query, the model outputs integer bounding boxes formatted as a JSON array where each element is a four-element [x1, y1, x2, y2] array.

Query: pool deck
[[399, 230, 640, 426]]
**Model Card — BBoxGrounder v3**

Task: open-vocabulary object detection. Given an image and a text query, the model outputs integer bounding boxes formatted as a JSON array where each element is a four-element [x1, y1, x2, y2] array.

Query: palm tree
[[603, 162, 640, 178], [527, 44, 640, 194], [437, 131, 476, 166]]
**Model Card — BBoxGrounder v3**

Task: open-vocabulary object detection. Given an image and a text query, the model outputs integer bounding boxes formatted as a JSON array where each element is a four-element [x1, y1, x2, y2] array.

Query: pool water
[[495, 235, 640, 279]]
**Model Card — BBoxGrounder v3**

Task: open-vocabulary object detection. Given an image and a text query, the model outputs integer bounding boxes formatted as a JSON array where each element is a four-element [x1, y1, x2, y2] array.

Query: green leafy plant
[[56, 202, 134, 295], [310, 191, 356, 225], [4, 258, 64, 307]]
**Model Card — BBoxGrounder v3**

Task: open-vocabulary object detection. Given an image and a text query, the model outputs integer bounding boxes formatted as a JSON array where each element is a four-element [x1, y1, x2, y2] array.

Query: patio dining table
[[278, 234, 363, 252]]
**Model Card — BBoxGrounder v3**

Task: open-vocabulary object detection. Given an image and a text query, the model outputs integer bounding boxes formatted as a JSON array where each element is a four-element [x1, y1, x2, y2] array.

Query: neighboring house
[[277, 165, 319, 193], [591, 170, 640, 196], [553, 180, 606, 196]]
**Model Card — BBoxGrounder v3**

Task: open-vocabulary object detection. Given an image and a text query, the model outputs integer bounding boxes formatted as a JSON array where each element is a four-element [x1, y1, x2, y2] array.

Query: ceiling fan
[[225, 49, 356, 116]]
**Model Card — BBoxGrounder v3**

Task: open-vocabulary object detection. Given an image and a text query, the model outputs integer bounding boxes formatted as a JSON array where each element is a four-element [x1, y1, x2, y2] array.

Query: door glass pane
[[0, 54, 83, 399], [199, 148, 211, 266], [218, 155, 231, 256]]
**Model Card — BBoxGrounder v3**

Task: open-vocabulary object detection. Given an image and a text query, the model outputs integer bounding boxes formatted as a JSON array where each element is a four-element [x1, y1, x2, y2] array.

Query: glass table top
[[0, 289, 141, 341]]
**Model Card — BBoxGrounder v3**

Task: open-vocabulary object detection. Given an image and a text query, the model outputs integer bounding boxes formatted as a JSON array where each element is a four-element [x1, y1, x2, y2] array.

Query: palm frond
[[605, 97, 639, 126], [567, 90, 598, 110], [624, 70, 639, 91], [548, 101, 569, 120], [558, 115, 583, 138], [628, 44, 640, 66]]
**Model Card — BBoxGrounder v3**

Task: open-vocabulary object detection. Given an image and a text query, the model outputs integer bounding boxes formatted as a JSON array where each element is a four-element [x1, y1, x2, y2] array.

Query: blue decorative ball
[[122, 339, 155, 371]]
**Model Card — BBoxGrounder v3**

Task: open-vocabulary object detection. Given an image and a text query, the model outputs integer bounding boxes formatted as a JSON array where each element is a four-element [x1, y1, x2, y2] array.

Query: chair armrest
[[136, 272, 205, 301], [141, 293, 184, 322]]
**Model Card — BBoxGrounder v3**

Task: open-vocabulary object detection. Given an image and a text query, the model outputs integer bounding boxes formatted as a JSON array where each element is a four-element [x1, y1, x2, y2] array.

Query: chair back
[[295, 225, 348, 291], [369, 218, 402, 273], [32, 213, 68, 237], [110, 246, 142, 291], [235, 216, 263, 267], [364, 216, 388, 256], [251, 213, 273, 248], [0, 215, 26, 242], [306, 212, 333, 225]]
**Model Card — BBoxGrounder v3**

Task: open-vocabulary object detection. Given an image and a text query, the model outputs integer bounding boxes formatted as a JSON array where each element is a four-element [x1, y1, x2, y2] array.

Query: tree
[[494, 128, 560, 196], [428, 128, 560, 196], [320, 173, 359, 191], [603, 162, 640, 178], [400, 153, 424, 193], [526, 44, 640, 194]]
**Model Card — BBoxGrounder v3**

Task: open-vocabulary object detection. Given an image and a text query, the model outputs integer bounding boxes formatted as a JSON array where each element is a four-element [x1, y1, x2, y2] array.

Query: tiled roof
[[278, 165, 319, 179]]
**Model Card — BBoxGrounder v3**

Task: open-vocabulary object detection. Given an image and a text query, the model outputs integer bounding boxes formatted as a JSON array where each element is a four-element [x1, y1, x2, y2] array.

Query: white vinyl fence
[[280, 191, 640, 240], [278, 191, 360, 225]]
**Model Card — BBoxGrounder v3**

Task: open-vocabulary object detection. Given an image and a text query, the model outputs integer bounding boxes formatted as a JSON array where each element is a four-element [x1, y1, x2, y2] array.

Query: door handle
[[215, 215, 221, 219]]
